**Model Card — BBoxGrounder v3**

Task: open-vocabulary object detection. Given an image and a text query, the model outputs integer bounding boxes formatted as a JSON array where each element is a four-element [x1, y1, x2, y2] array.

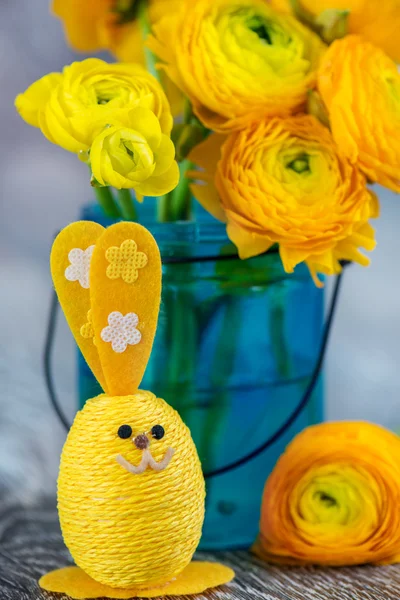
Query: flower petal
[[15, 72, 62, 127], [134, 160, 180, 197], [125, 106, 162, 152], [152, 135, 175, 176], [226, 218, 273, 260]]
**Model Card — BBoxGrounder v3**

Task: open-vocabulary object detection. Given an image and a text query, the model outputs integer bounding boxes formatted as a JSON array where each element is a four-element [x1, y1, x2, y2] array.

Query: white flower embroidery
[[65, 246, 95, 289], [101, 312, 141, 353]]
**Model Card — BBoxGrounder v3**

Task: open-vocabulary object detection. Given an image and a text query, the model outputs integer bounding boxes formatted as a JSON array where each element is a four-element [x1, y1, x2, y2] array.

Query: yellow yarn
[[58, 391, 205, 590]]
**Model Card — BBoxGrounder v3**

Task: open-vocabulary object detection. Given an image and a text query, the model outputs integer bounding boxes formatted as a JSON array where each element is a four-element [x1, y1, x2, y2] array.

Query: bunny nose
[[133, 434, 149, 450]]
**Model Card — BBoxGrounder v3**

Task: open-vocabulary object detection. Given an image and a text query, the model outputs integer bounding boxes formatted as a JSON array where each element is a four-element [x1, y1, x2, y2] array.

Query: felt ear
[[50, 221, 108, 393], [89, 222, 162, 395]]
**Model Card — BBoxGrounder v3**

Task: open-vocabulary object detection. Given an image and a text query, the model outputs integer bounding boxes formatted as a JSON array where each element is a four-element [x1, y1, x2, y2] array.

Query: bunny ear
[[50, 221, 108, 393], [89, 222, 162, 395]]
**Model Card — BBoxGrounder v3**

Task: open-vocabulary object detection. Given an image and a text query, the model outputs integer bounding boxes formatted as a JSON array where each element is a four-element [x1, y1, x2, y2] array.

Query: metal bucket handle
[[44, 250, 348, 479]]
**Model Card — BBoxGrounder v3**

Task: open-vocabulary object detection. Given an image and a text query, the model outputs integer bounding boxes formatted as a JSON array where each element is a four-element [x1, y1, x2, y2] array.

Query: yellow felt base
[[39, 562, 234, 599]]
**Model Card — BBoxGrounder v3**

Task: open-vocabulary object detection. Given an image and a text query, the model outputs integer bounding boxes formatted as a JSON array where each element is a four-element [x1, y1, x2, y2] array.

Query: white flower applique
[[65, 246, 95, 289], [100, 312, 142, 353]]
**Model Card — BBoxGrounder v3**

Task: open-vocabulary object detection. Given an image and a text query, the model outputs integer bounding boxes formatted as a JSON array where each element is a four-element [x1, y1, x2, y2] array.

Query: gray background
[[1, 0, 399, 503]]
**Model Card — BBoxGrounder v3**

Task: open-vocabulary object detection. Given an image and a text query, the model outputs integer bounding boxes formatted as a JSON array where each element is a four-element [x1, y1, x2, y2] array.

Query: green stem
[[171, 101, 194, 221], [93, 187, 121, 218], [157, 161, 193, 222], [152, 271, 198, 433], [170, 159, 193, 221], [183, 98, 193, 124], [137, 0, 167, 224], [201, 296, 241, 480], [158, 98, 195, 223], [166, 289, 198, 417], [157, 194, 171, 222], [137, 0, 159, 81], [117, 189, 138, 221], [270, 286, 292, 379], [289, 0, 315, 25]]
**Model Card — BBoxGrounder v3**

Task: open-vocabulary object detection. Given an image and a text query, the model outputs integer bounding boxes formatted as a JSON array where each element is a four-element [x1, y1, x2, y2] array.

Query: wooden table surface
[[1, 502, 400, 600]]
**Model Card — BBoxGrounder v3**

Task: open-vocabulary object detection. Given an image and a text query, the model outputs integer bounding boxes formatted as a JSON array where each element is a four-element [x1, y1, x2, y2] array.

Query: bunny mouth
[[116, 447, 175, 475]]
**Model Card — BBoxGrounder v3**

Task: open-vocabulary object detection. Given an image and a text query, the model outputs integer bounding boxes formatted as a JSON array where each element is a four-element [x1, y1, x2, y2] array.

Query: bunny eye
[[118, 425, 132, 439], [151, 425, 165, 440]]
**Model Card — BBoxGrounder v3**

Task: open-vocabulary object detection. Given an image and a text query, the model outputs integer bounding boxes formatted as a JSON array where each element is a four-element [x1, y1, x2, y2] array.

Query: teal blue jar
[[78, 202, 324, 550]]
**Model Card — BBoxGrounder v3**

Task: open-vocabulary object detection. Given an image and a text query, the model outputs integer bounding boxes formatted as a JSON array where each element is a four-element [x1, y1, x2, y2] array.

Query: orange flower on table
[[270, 0, 400, 62], [148, 0, 326, 132], [253, 422, 400, 566], [189, 115, 378, 286], [318, 35, 400, 193]]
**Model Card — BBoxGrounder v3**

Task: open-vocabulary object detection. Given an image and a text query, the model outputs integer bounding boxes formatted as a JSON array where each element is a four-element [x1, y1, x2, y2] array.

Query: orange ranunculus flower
[[52, 0, 182, 61], [253, 422, 400, 566], [270, 0, 400, 63], [189, 115, 377, 285], [52, 0, 179, 61], [52, 0, 122, 53], [318, 35, 400, 193], [148, 0, 326, 132]]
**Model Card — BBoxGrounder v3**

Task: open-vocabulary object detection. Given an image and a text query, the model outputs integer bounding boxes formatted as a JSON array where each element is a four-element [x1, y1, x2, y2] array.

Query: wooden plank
[[0, 504, 399, 599]]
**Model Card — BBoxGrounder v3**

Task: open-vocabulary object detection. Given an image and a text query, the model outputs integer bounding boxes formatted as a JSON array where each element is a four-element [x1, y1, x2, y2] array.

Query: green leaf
[[290, 0, 350, 44], [316, 9, 350, 44], [173, 123, 208, 162], [307, 90, 331, 129]]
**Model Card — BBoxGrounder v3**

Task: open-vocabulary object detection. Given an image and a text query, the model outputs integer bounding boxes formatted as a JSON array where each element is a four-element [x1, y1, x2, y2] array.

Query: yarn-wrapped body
[[58, 391, 205, 589]]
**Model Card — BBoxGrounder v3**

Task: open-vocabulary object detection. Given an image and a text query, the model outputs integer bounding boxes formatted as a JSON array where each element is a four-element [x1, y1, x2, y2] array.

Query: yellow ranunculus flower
[[189, 115, 377, 285], [14, 73, 62, 128], [15, 59, 173, 154], [253, 422, 400, 566], [318, 35, 400, 193], [90, 106, 179, 196], [271, 0, 400, 62], [148, 0, 326, 132]]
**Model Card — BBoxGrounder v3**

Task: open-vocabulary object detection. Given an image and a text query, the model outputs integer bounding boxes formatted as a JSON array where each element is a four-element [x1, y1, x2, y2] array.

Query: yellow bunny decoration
[[39, 221, 234, 599]]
